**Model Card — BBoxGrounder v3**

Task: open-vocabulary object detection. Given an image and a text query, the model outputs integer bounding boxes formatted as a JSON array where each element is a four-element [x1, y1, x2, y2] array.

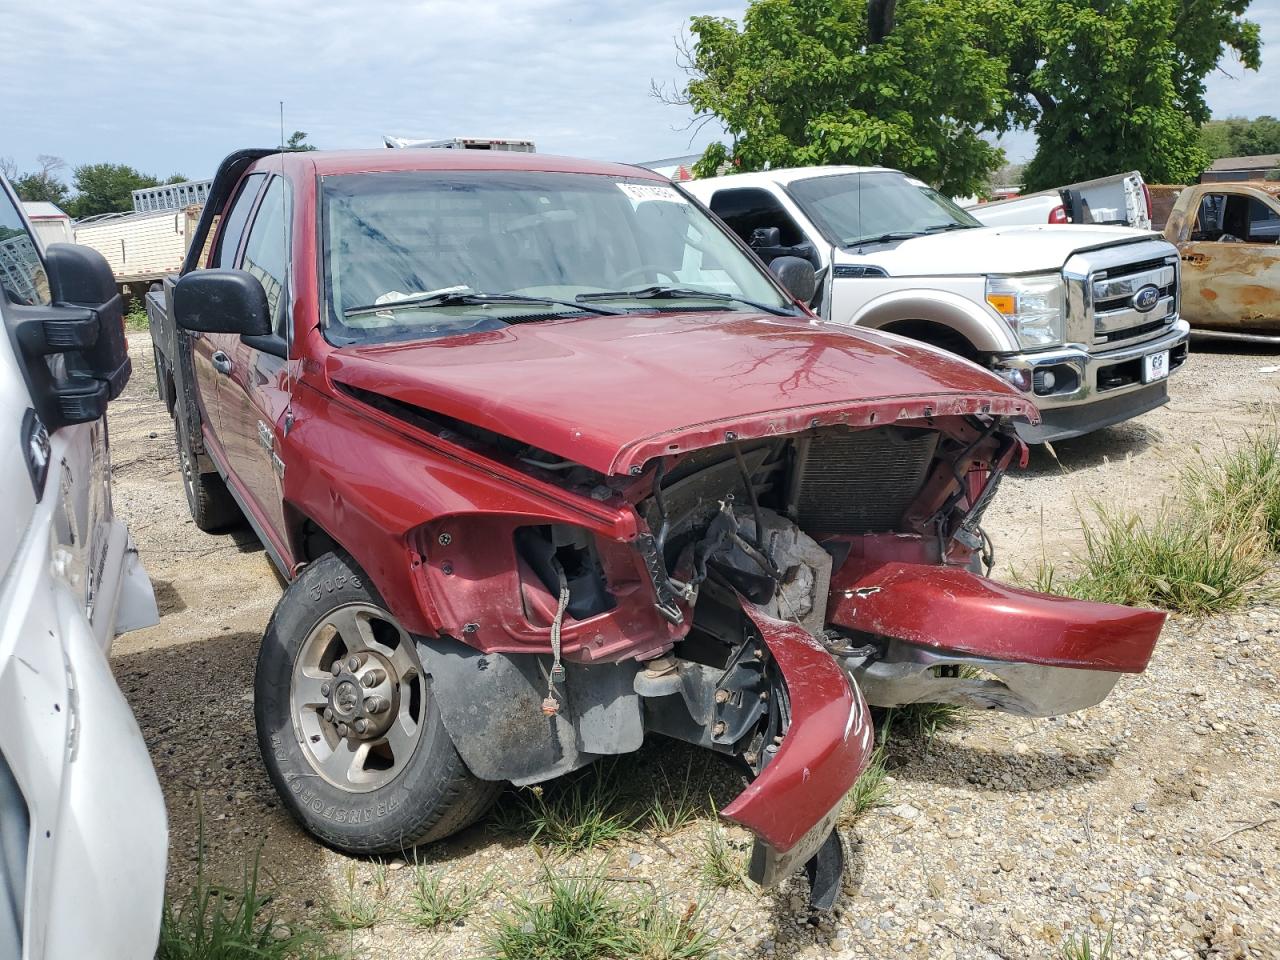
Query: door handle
[[211, 351, 233, 375]]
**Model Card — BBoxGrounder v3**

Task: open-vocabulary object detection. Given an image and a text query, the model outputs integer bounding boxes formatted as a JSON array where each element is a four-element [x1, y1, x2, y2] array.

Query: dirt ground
[[109, 330, 1280, 959]]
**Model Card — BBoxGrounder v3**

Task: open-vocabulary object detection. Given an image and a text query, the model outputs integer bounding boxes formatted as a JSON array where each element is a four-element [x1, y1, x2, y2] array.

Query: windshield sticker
[[617, 182, 688, 204]]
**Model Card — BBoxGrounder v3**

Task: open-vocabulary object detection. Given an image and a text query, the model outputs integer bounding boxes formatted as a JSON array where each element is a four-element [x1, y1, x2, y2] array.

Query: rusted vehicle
[[1155, 181, 1280, 341], [148, 148, 1166, 906]]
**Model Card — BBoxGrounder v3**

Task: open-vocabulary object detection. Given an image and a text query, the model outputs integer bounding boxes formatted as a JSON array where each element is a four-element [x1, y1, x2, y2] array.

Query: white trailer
[[21, 201, 74, 250], [73, 205, 202, 297]]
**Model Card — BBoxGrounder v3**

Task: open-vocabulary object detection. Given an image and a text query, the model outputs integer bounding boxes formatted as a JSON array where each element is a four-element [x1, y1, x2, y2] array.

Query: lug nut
[[346, 655, 361, 671], [362, 669, 385, 688], [714, 689, 730, 704], [331, 662, 342, 677], [321, 682, 331, 697], [336, 722, 349, 737], [353, 718, 369, 734], [365, 695, 390, 715], [323, 708, 334, 723]]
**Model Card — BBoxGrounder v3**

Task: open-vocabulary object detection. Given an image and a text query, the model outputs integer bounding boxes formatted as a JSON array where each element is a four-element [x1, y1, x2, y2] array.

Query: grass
[[842, 744, 891, 820], [1184, 424, 1280, 550], [405, 862, 493, 930], [322, 863, 382, 931], [1060, 928, 1114, 960], [482, 871, 718, 960], [642, 762, 707, 834], [125, 302, 149, 331], [158, 823, 329, 960], [495, 765, 641, 855], [697, 822, 748, 889], [1025, 499, 1270, 614]]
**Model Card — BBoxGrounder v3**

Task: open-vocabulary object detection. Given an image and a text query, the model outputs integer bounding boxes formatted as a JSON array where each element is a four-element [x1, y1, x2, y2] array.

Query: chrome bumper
[[995, 319, 1190, 441]]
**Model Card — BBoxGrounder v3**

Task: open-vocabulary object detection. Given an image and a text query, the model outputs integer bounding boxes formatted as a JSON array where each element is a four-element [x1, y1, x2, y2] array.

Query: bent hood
[[325, 312, 1035, 476], [845, 224, 1160, 276]]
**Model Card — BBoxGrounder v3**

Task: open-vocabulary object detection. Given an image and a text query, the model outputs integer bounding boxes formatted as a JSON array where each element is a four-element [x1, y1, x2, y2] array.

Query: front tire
[[254, 552, 500, 855], [174, 412, 241, 532]]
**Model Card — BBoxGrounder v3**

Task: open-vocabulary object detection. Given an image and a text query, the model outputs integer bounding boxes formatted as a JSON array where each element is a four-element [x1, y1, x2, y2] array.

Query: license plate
[[1143, 350, 1169, 383]]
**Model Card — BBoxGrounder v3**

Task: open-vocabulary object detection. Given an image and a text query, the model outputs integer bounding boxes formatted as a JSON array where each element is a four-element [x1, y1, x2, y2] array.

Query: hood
[[842, 224, 1159, 276], [325, 312, 1035, 476]]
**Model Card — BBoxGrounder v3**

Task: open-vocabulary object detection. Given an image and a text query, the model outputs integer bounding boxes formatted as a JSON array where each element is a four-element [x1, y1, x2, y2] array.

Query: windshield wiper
[[923, 223, 976, 233], [576, 285, 794, 317], [344, 287, 622, 319], [840, 231, 925, 247]]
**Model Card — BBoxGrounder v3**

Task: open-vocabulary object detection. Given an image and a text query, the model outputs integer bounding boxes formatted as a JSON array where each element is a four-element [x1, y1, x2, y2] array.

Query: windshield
[[788, 172, 981, 248], [321, 171, 796, 344]]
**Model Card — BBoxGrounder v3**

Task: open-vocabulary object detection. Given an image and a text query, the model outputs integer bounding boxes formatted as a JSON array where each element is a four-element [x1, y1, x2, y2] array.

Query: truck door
[[1178, 188, 1280, 332], [192, 172, 265, 456], [218, 174, 293, 552]]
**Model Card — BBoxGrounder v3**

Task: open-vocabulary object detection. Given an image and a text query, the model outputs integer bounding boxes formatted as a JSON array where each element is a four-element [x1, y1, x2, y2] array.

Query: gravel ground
[[109, 331, 1280, 959]]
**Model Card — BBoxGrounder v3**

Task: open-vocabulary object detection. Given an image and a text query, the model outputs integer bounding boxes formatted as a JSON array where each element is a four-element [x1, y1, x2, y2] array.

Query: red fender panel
[[829, 560, 1166, 673], [721, 603, 874, 853]]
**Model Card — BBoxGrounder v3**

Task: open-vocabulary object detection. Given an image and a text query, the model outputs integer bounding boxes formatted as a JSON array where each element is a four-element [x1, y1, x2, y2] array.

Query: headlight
[[985, 274, 1065, 349]]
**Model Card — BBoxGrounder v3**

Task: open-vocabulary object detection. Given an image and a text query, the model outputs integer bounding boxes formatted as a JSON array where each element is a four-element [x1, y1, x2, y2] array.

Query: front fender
[[721, 603, 873, 886], [845, 286, 1018, 354]]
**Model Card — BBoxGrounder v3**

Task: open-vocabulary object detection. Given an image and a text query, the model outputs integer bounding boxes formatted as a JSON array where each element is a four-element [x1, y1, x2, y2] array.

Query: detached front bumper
[[994, 319, 1190, 442]]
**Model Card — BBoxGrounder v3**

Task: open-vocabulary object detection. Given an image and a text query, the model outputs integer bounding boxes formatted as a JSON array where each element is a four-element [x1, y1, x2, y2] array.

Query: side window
[[1247, 197, 1280, 243], [212, 172, 266, 268], [0, 186, 50, 306], [239, 177, 292, 336], [709, 188, 807, 248]]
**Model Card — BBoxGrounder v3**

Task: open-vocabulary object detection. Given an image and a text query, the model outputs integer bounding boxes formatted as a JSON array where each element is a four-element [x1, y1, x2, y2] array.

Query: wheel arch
[[851, 289, 1016, 355]]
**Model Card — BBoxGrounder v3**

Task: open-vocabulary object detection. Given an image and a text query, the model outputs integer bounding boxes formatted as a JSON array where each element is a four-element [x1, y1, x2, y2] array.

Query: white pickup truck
[[965, 171, 1152, 230], [1, 177, 164, 959], [686, 167, 1189, 442]]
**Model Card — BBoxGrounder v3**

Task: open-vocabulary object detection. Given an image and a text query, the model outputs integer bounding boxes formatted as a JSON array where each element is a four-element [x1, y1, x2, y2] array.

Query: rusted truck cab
[[149, 148, 1166, 906], [1159, 181, 1280, 339]]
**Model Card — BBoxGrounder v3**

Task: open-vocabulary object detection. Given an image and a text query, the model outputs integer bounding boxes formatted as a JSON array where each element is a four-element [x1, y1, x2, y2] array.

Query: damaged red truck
[[148, 148, 1166, 906]]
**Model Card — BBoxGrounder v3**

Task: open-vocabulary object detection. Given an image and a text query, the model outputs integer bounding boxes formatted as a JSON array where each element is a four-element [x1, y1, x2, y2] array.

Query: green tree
[[9, 155, 71, 207], [285, 130, 316, 152], [1199, 115, 1280, 159], [70, 163, 163, 217], [1007, 0, 1262, 190], [661, 0, 1014, 196]]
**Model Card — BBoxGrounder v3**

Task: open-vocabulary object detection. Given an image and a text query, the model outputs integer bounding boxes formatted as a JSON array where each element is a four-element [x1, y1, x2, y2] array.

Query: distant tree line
[[1199, 116, 1280, 161], [2, 132, 316, 218]]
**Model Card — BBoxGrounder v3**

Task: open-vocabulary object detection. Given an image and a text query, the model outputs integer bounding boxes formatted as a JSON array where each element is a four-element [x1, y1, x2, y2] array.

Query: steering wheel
[[613, 265, 675, 287]]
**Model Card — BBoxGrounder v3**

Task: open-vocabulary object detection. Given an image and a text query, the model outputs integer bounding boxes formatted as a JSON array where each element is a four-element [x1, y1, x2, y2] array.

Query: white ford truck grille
[[1085, 251, 1179, 350]]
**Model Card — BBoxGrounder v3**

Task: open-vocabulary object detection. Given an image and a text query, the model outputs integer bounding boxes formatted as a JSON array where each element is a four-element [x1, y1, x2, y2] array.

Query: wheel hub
[[323, 651, 397, 741]]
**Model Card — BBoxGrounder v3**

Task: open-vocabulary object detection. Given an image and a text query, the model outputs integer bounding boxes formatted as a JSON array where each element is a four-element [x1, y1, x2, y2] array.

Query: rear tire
[[174, 412, 241, 532], [255, 552, 501, 855]]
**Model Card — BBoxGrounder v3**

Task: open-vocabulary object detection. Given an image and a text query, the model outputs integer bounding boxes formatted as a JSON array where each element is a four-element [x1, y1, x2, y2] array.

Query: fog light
[[999, 368, 1031, 392], [1034, 369, 1056, 392]]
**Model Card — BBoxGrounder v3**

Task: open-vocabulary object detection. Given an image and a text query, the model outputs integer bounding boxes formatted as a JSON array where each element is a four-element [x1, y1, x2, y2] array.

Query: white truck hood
[[838, 224, 1159, 276]]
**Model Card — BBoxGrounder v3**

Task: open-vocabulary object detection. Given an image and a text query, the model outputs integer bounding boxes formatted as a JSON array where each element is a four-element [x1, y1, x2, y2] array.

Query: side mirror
[[174, 269, 271, 336], [750, 226, 782, 248], [769, 256, 817, 304], [9, 243, 131, 430]]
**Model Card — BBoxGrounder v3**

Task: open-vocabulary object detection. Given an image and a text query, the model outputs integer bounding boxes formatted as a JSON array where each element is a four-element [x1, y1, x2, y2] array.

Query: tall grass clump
[[483, 872, 718, 960], [1027, 498, 1269, 614], [1184, 424, 1280, 550], [493, 764, 639, 855], [158, 822, 329, 960], [1060, 928, 1114, 960]]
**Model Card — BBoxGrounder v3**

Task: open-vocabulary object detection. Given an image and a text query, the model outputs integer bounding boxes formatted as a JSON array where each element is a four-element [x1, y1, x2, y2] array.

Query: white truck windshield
[[789, 172, 981, 248]]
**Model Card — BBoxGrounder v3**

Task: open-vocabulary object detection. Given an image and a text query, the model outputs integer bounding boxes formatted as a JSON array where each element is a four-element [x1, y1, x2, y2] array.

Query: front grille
[[1098, 317, 1174, 344], [792, 427, 939, 533], [1090, 256, 1179, 345]]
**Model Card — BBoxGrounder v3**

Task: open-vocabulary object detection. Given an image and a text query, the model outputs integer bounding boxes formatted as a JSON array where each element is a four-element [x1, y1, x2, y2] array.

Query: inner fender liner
[[415, 635, 643, 784]]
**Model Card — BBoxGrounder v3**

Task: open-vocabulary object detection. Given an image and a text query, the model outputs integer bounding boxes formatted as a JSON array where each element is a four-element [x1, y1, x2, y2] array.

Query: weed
[[644, 762, 707, 834], [1025, 500, 1269, 614], [842, 745, 890, 820], [405, 863, 493, 930], [507, 765, 640, 855], [1184, 425, 1280, 550], [125, 303, 149, 331], [483, 871, 717, 960], [322, 863, 382, 931], [697, 822, 747, 890], [158, 822, 328, 960], [1060, 928, 1114, 960]]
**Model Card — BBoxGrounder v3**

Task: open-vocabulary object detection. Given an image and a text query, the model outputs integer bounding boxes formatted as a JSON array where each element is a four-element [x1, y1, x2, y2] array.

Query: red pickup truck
[[148, 148, 1166, 905]]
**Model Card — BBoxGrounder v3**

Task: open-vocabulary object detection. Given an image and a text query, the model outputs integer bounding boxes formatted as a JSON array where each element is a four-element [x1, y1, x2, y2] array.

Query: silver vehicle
[[0, 177, 164, 959]]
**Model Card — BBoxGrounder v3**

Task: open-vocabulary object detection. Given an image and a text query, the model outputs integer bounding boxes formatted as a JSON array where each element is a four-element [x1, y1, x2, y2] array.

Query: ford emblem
[[1132, 284, 1160, 312]]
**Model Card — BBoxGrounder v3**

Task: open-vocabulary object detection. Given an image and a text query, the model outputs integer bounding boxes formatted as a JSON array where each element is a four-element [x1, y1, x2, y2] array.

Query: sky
[[1, 0, 1277, 183]]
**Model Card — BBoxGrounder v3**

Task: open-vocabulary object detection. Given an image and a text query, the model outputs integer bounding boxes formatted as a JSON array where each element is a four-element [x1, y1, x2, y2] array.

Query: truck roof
[[688, 165, 896, 189], [250, 148, 663, 181]]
